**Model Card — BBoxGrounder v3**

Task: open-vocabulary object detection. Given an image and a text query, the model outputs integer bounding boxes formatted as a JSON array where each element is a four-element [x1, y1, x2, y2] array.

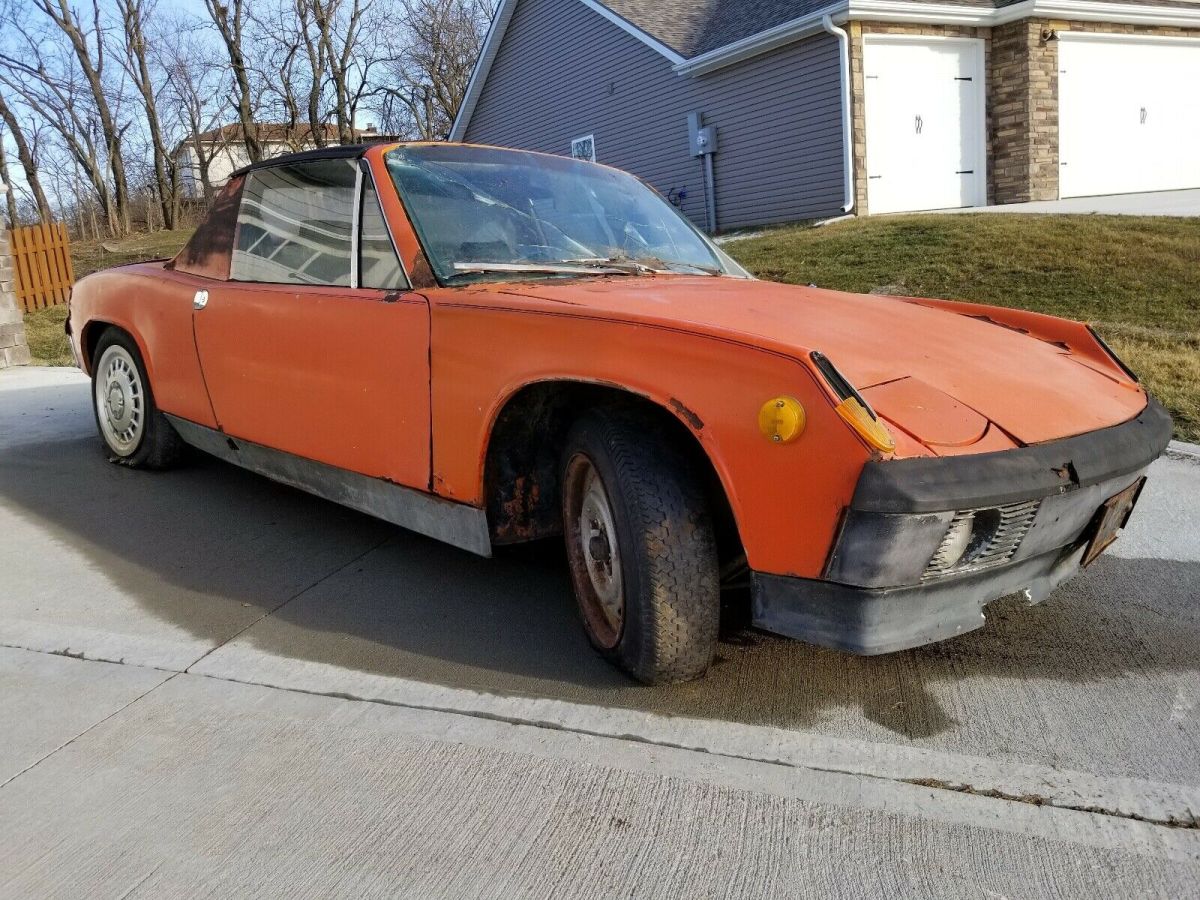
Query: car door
[[191, 157, 430, 489]]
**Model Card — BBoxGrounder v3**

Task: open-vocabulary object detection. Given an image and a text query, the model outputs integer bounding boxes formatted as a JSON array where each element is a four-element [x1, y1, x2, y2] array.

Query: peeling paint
[[669, 398, 704, 431]]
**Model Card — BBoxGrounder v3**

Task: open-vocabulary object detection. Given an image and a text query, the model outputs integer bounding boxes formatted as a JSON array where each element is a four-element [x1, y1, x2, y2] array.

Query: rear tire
[[561, 408, 720, 684], [91, 330, 183, 469]]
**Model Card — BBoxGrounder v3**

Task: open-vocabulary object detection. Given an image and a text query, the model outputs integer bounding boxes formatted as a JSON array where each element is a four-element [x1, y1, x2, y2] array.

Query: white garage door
[[863, 37, 987, 215], [1059, 34, 1200, 198]]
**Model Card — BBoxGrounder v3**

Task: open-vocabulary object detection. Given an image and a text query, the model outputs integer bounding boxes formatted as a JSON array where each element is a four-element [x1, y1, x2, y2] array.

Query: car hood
[[472, 276, 1147, 451]]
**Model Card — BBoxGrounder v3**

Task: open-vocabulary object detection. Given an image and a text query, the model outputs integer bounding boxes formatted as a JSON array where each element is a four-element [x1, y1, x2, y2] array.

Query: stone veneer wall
[[989, 19, 1055, 204], [851, 18, 1200, 212], [0, 230, 31, 368]]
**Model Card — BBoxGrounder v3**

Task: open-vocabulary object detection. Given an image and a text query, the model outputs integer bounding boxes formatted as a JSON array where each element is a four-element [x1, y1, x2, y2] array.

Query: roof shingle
[[597, 0, 1199, 58]]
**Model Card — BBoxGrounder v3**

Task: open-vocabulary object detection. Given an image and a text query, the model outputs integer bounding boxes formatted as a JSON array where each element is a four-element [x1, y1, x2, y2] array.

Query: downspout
[[821, 15, 855, 214]]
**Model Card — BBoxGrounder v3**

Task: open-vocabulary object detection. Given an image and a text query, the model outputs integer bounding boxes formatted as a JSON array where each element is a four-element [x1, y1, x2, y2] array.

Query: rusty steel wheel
[[564, 452, 625, 650], [561, 408, 720, 684]]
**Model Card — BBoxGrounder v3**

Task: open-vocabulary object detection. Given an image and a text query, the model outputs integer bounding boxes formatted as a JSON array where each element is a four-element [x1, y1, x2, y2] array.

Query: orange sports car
[[67, 142, 1172, 684]]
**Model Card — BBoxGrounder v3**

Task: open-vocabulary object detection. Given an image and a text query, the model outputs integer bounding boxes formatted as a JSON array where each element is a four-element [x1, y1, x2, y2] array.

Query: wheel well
[[484, 382, 744, 567], [81, 320, 116, 372]]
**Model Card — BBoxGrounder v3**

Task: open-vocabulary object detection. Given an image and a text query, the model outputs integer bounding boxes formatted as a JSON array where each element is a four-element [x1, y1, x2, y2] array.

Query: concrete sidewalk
[[3, 647, 1198, 898], [936, 188, 1200, 217], [2, 366, 1198, 896]]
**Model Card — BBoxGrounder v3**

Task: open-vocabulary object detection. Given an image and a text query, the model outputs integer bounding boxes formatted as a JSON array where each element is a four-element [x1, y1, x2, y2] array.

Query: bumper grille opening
[[923, 499, 1040, 581]]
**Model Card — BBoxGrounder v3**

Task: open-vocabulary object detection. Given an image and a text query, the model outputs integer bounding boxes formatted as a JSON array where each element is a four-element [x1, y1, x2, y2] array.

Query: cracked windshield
[[385, 144, 748, 282]]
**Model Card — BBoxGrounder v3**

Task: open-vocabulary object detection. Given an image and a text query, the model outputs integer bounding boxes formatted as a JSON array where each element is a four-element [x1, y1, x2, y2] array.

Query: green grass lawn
[[22, 215, 1200, 441]]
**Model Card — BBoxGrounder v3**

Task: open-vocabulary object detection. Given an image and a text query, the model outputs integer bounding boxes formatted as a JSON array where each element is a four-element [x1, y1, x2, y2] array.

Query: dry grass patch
[[71, 229, 196, 280], [24, 304, 74, 367]]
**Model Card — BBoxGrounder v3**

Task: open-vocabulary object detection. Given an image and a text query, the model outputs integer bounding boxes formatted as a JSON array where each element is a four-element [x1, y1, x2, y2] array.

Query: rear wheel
[[561, 409, 720, 684], [91, 330, 183, 469]]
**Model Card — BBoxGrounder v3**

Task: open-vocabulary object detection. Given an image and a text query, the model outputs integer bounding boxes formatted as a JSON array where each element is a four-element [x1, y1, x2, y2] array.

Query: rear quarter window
[[231, 159, 358, 286]]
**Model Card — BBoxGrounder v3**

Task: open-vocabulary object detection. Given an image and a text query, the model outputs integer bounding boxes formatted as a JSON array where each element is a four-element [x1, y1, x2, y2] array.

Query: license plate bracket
[[1082, 478, 1145, 567]]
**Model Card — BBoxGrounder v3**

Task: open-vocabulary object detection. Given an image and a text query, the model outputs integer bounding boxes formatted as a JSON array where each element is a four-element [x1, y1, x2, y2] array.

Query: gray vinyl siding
[[463, 0, 845, 230]]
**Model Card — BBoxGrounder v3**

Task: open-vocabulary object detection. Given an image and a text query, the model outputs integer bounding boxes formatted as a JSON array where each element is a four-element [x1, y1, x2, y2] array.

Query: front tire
[[91, 330, 183, 469], [561, 409, 720, 684]]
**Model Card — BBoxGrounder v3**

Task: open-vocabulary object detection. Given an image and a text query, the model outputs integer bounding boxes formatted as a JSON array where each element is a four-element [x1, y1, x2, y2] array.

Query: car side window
[[359, 179, 409, 291], [231, 159, 357, 286]]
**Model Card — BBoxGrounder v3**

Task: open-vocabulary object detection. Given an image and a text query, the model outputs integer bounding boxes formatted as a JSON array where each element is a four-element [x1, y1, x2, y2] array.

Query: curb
[[1166, 440, 1200, 462]]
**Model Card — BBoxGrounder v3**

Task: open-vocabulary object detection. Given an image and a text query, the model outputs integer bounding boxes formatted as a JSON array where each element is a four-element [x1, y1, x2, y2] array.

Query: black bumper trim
[[851, 397, 1172, 514], [752, 546, 1087, 655]]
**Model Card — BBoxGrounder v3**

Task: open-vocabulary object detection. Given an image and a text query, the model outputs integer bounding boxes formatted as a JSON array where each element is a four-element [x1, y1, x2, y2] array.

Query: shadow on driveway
[[1, 378, 1197, 781]]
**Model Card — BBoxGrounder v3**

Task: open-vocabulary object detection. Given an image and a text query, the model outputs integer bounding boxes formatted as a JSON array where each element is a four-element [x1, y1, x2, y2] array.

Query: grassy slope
[[23, 215, 1199, 440], [68, 229, 196, 282], [729, 214, 1199, 441]]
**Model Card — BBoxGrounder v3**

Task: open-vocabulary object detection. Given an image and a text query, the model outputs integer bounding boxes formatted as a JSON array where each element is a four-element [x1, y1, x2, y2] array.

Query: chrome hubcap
[[95, 346, 144, 456], [579, 464, 623, 633]]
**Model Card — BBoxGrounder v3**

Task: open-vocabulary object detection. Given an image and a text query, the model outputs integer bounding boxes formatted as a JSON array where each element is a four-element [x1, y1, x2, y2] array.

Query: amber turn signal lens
[[834, 397, 896, 453], [759, 396, 806, 444]]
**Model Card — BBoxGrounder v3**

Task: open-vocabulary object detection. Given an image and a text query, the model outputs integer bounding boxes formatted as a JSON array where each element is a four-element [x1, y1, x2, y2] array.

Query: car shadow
[[1, 379, 1198, 745]]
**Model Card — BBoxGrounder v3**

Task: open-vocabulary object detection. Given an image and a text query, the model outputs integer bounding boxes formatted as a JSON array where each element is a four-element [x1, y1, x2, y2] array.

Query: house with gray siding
[[451, 0, 1200, 230]]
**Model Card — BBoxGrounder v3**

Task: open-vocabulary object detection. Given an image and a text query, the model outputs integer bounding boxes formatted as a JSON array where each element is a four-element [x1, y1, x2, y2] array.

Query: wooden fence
[[7, 222, 75, 312]]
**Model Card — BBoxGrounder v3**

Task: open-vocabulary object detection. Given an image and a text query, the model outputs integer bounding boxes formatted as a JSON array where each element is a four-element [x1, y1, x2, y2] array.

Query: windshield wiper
[[566, 256, 723, 276], [561, 256, 666, 274], [451, 261, 635, 277], [661, 261, 723, 276]]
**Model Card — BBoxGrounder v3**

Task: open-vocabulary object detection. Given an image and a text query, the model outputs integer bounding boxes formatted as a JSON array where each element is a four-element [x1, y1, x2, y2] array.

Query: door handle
[[193, 290, 209, 310], [1140, 106, 1147, 125], [915, 114, 923, 135]]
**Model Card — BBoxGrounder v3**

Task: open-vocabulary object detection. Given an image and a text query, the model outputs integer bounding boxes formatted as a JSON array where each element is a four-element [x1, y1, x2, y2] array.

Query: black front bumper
[[850, 397, 1172, 514], [751, 398, 1173, 655]]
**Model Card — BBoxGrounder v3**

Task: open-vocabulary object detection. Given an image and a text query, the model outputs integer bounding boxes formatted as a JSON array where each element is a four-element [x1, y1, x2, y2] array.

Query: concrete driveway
[[942, 188, 1200, 216], [2, 366, 1198, 897]]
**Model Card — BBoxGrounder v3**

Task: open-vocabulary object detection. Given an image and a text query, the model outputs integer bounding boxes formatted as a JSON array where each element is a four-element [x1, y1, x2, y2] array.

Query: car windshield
[[384, 144, 750, 283]]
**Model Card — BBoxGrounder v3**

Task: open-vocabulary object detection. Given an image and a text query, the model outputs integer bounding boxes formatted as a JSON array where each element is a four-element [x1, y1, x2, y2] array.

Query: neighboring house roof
[[180, 123, 392, 151], [451, 0, 1200, 139], [600, 0, 931, 58]]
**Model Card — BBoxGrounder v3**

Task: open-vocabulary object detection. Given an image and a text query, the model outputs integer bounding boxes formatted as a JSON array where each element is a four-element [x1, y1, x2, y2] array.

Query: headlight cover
[[810, 351, 895, 453], [827, 500, 1041, 588]]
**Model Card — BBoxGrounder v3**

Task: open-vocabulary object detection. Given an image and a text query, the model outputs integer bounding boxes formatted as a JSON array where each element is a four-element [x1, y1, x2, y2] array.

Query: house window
[[570, 134, 596, 163]]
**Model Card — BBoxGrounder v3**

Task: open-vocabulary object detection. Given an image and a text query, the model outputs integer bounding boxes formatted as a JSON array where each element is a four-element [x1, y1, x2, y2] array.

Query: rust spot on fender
[[669, 397, 704, 431], [495, 474, 544, 542]]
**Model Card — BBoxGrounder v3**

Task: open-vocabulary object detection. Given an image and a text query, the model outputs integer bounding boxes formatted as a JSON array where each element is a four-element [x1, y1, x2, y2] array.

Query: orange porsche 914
[[67, 142, 1172, 684]]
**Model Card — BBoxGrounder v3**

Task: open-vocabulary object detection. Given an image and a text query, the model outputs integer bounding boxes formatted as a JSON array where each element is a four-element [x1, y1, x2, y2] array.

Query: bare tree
[[156, 21, 234, 206], [203, 0, 263, 162], [0, 0, 499, 231], [0, 93, 53, 222], [23, 0, 133, 234], [116, 0, 180, 228], [291, 0, 331, 146], [0, 129, 18, 227], [264, 0, 377, 149], [312, 0, 371, 145], [249, 2, 310, 149], [0, 58, 122, 236], [375, 0, 493, 140]]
